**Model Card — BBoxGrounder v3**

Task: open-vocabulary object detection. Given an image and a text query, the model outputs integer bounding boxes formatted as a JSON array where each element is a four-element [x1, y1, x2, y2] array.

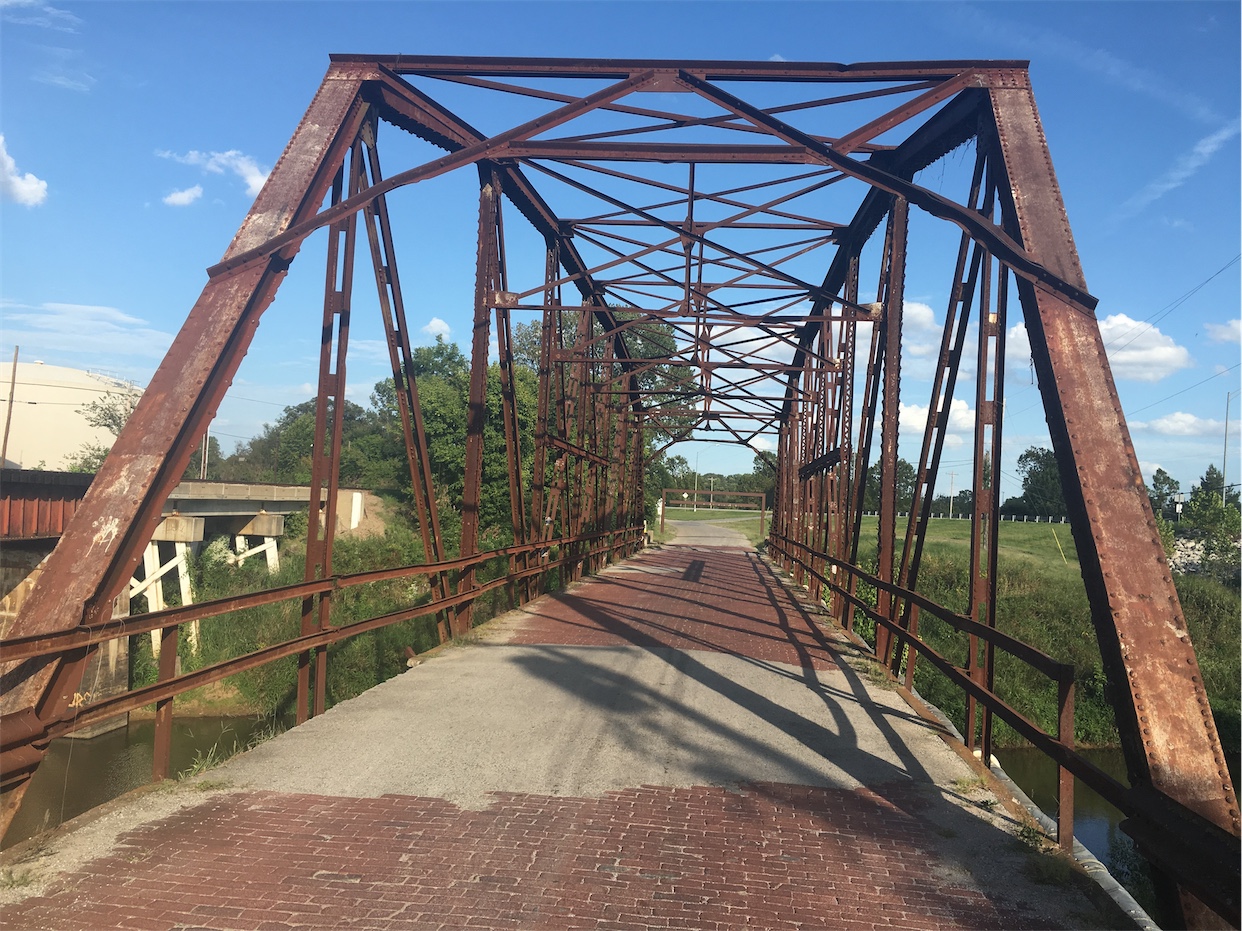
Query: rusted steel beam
[[548, 436, 611, 468], [874, 201, 907, 664], [679, 71, 1096, 312], [832, 69, 986, 155], [506, 141, 824, 163], [892, 153, 988, 686], [0, 62, 377, 840], [530, 244, 558, 560], [456, 170, 500, 637], [370, 68, 648, 412], [297, 144, 360, 723], [987, 78, 1238, 927], [357, 117, 452, 640], [779, 87, 991, 426]]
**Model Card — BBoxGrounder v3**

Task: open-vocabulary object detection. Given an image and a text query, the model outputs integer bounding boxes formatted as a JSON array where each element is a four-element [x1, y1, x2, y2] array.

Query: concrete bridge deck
[[0, 524, 1116, 930]]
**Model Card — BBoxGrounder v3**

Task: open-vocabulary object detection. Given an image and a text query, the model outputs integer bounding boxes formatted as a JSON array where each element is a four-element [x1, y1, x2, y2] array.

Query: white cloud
[[1008, 317, 1192, 383], [421, 317, 451, 339], [0, 301, 174, 376], [1, 0, 82, 32], [1113, 120, 1241, 224], [901, 301, 940, 358], [1130, 412, 1224, 437], [1008, 321, 1032, 366], [1098, 313, 1192, 382], [162, 184, 202, 207], [0, 135, 48, 206], [948, 7, 1223, 125], [900, 398, 975, 436], [157, 148, 270, 197], [768, 54, 787, 63], [1206, 319, 1241, 343], [753, 435, 778, 452], [903, 301, 937, 331]]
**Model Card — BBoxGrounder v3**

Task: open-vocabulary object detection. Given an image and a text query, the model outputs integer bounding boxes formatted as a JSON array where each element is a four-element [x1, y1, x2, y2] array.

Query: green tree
[[863, 458, 916, 513], [1001, 446, 1067, 518], [1146, 467, 1181, 519], [184, 435, 224, 481], [1184, 465, 1242, 584], [64, 388, 141, 472]]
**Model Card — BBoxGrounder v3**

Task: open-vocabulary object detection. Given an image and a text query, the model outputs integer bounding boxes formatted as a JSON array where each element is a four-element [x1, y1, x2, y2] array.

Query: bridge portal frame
[[0, 55, 1236, 926]]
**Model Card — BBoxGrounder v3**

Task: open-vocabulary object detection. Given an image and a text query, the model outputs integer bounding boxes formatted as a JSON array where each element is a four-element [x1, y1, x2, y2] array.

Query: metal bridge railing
[[0, 526, 643, 790], [766, 531, 1240, 925]]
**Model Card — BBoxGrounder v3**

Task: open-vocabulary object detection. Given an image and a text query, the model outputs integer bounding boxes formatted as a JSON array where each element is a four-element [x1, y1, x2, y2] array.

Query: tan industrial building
[[0, 361, 142, 470]]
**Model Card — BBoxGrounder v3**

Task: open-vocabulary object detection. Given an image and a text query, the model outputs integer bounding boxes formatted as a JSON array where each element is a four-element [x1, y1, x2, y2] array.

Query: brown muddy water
[[3, 715, 281, 849]]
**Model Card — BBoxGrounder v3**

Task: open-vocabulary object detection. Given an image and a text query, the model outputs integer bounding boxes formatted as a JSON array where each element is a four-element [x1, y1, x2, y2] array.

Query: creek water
[[994, 747, 1134, 869], [3, 715, 277, 850]]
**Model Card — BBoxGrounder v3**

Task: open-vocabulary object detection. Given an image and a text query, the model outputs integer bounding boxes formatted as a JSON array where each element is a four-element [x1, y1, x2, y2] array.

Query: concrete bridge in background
[[0, 472, 368, 737]]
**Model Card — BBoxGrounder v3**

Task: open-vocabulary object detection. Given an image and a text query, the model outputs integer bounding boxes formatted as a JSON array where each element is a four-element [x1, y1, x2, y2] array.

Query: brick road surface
[[0, 530, 1113, 930]]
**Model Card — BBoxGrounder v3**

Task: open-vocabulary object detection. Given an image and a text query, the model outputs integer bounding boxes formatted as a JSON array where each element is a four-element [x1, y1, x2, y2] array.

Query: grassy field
[[848, 516, 1238, 750], [656, 510, 1239, 752]]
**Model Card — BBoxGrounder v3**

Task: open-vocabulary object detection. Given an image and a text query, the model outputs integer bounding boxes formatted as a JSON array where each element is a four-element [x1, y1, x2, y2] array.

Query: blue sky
[[1, 1, 1238, 503]]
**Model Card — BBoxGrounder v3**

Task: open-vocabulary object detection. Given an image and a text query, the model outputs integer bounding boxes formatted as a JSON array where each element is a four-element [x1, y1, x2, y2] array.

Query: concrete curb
[[911, 689, 1161, 931]]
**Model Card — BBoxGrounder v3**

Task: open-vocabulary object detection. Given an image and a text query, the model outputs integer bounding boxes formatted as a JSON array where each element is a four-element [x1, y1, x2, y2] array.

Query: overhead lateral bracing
[[0, 56, 1235, 928]]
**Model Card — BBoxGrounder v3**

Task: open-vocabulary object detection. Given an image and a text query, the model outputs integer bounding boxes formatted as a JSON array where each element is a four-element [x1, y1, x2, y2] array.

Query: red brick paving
[[0, 546, 1078, 930], [3, 784, 1050, 930], [511, 546, 841, 672]]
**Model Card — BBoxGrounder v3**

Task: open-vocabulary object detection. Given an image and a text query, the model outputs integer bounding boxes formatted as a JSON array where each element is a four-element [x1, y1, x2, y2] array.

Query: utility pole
[[199, 425, 210, 480], [1224, 389, 1239, 502], [694, 451, 700, 511], [1, 346, 18, 468], [948, 471, 956, 519]]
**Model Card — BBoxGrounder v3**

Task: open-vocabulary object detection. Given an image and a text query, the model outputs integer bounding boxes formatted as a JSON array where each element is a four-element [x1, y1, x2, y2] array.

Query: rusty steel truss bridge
[[0, 56, 1237, 927]]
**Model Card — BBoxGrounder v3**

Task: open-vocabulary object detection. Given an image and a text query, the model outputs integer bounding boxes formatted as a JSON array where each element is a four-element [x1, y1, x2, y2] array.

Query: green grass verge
[[834, 517, 1239, 751]]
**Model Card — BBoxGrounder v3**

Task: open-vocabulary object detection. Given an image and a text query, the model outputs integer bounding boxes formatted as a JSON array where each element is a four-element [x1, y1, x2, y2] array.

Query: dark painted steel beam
[[333, 54, 1028, 83]]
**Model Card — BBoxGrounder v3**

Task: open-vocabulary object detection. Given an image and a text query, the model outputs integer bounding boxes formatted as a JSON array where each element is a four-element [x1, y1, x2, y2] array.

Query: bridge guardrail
[[767, 531, 1240, 926], [0, 525, 643, 788]]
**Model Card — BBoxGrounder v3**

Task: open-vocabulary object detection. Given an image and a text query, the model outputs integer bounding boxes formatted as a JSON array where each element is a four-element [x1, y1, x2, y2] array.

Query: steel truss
[[0, 56, 1235, 926]]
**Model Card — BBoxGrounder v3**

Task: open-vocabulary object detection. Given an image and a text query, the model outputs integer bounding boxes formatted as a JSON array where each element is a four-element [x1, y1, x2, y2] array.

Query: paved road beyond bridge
[[0, 525, 1121, 930]]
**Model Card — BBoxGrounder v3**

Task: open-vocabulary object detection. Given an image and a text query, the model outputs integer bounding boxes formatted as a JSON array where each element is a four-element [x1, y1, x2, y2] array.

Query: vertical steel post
[[457, 167, 500, 636], [965, 246, 996, 750], [358, 120, 451, 640], [530, 241, 559, 578], [1058, 671, 1076, 853], [892, 148, 989, 679], [298, 145, 359, 722], [875, 198, 908, 664], [831, 257, 859, 624], [977, 259, 1008, 761], [151, 622, 179, 781]]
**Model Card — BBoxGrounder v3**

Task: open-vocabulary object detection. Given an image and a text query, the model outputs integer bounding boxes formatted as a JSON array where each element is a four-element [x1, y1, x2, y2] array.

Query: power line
[[1104, 254, 1240, 353], [1127, 362, 1241, 416]]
